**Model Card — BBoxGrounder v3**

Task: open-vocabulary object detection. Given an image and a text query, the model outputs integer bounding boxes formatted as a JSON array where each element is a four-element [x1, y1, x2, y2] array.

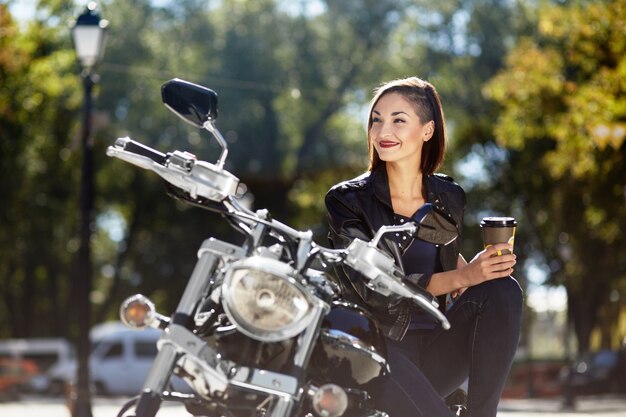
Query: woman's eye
[[371, 117, 381, 123], [394, 118, 405, 123]]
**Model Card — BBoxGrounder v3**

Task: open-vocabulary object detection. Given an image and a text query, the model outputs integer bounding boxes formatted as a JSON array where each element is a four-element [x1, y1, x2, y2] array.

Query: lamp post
[[70, 3, 108, 417]]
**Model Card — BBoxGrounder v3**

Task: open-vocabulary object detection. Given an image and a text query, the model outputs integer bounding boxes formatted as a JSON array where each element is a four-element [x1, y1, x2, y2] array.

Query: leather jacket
[[325, 164, 466, 341]]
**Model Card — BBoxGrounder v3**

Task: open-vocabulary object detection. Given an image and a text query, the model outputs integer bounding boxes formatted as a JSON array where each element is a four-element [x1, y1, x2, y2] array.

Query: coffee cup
[[480, 217, 516, 256]]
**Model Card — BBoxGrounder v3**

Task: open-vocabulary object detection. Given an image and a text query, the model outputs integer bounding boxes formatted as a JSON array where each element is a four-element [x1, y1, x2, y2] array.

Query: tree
[[0, 1, 82, 337], [484, 0, 626, 353]]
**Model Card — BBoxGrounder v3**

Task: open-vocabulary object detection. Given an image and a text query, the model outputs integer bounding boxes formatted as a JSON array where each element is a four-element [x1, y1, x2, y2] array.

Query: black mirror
[[161, 78, 218, 128], [414, 204, 458, 246]]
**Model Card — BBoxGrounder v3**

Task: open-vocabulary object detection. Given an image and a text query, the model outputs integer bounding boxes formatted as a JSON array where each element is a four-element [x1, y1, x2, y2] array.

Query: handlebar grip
[[114, 137, 167, 165]]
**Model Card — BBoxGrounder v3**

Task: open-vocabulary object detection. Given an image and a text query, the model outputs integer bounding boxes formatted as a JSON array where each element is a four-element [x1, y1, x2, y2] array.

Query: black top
[[392, 212, 440, 329]]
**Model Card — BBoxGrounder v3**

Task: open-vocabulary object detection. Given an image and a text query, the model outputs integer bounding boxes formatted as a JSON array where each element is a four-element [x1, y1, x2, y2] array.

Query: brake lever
[[370, 223, 416, 248]]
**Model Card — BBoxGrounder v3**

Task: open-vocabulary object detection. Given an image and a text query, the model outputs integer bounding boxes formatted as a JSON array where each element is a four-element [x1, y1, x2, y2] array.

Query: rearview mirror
[[161, 78, 218, 127], [415, 204, 458, 246]]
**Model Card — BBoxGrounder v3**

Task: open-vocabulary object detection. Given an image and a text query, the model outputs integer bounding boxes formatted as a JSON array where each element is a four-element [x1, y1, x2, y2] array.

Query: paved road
[[0, 396, 186, 417], [498, 396, 626, 417], [1, 395, 625, 416]]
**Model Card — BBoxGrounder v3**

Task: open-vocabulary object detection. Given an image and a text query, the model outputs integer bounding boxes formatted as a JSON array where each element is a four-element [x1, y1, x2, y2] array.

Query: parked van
[[40, 322, 185, 396]]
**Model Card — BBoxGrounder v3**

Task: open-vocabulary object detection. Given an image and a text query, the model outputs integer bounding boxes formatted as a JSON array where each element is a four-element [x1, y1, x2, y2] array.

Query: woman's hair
[[367, 76, 447, 175]]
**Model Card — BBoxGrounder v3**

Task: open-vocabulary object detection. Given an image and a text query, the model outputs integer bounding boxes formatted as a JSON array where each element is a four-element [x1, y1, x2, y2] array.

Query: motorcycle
[[106, 78, 459, 417]]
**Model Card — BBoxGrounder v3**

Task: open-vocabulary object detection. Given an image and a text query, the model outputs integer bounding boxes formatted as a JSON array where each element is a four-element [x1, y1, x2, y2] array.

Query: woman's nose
[[379, 122, 393, 137]]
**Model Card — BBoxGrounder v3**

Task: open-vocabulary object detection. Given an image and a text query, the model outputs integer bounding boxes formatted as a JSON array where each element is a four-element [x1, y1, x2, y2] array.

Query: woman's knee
[[502, 276, 523, 306], [474, 276, 523, 315]]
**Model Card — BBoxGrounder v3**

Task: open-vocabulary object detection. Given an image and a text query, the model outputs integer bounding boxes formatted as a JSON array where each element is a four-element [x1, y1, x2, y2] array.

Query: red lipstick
[[378, 140, 399, 148]]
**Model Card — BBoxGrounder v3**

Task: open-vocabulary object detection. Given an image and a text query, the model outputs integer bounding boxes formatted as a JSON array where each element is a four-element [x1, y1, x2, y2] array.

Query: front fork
[[267, 303, 327, 417], [133, 343, 178, 416], [132, 240, 222, 417]]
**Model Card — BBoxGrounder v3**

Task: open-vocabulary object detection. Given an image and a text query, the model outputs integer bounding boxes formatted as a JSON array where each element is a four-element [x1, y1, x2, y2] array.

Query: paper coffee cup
[[480, 217, 516, 256]]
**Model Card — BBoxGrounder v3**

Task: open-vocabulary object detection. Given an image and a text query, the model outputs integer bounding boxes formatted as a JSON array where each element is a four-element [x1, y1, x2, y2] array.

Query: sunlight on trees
[[485, 0, 626, 353], [2, 0, 625, 357]]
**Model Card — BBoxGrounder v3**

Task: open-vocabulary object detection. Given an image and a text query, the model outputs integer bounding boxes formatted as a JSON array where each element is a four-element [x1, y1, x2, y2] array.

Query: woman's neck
[[386, 162, 424, 199], [385, 162, 426, 216]]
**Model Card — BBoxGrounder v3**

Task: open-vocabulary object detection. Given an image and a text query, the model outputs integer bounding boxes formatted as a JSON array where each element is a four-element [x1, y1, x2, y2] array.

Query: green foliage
[[484, 0, 626, 352], [0, 2, 81, 337], [0, 0, 521, 338], [7, 0, 622, 356]]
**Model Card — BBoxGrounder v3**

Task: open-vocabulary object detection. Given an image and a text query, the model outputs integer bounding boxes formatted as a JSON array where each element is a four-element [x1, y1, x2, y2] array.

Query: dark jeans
[[369, 276, 523, 417]]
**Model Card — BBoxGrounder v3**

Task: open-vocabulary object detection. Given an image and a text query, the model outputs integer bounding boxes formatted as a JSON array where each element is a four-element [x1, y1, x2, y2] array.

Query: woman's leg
[[415, 276, 523, 417], [369, 334, 454, 417]]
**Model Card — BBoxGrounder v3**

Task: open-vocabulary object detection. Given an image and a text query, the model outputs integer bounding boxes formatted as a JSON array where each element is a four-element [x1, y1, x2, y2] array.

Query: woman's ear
[[423, 120, 435, 142]]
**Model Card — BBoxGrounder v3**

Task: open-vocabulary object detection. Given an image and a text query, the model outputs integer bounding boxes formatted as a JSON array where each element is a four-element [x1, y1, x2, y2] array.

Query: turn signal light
[[120, 294, 156, 329], [312, 384, 348, 417]]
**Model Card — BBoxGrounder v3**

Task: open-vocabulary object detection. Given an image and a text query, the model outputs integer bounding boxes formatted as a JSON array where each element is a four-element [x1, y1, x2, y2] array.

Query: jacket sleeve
[[324, 188, 398, 312]]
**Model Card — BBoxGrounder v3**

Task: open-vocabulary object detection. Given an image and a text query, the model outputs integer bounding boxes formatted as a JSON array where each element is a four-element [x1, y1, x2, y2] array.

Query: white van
[[41, 322, 185, 396]]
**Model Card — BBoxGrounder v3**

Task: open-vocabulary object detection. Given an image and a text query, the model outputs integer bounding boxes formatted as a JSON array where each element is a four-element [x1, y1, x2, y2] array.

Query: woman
[[325, 76, 523, 417]]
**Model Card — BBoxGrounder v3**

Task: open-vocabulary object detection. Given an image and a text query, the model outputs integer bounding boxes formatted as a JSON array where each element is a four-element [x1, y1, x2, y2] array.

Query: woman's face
[[369, 92, 434, 168]]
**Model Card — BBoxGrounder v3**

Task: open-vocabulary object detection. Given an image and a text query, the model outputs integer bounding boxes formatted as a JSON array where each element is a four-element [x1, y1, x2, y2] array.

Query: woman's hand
[[460, 243, 516, 287], [426, 246, 516, 297]]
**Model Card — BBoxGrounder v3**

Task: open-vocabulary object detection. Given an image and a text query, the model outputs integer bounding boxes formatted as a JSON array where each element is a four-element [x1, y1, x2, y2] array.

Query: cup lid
[[480, 217, 517, 227]]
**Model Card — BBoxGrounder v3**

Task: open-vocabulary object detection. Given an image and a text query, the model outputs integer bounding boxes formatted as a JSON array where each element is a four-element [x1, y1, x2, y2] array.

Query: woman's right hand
[[461, 243, 516, 287]]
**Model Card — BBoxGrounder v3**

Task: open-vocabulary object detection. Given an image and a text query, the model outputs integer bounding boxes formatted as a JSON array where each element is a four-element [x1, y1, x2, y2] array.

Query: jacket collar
[[371, 164, 394, 211]]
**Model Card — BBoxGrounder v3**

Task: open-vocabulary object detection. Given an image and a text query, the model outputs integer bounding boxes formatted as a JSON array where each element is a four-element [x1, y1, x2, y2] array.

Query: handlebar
[[107, 137, 452, 330], [107, 137, 240, 202], [114, 137, 167, 165]]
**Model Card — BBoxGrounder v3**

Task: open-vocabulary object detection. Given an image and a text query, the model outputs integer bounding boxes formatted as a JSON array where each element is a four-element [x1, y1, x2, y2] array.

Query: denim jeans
[[369, 276, 523, 417]]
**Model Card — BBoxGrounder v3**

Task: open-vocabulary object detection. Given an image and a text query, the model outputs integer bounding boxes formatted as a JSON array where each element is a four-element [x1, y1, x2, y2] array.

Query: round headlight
[[221, 257, 314, 342]]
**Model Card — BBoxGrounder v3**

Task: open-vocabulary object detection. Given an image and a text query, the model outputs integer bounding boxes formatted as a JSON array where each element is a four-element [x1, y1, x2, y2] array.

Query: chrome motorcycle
[[107, 79, 458, 417]]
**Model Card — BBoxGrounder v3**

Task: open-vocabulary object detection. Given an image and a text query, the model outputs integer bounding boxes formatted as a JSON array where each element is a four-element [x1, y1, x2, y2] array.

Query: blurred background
[[1, 0, 625, 412]]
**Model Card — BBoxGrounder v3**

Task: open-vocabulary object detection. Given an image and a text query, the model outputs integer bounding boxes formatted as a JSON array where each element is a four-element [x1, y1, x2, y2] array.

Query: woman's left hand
[[466, 243, 516, 283]]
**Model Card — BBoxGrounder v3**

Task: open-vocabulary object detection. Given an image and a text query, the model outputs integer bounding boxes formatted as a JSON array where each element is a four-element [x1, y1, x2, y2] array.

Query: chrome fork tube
[[133, 343, 178, 417], [239, 304, 325, 417], [172, 240, 220, 327], [266, 304, 326, 417], [134, 240, 221, 416], [293, 303, 326, 367]]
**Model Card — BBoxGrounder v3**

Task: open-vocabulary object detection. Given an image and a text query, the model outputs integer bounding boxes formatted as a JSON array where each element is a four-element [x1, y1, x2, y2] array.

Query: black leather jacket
[[325, 164, 466, 341]]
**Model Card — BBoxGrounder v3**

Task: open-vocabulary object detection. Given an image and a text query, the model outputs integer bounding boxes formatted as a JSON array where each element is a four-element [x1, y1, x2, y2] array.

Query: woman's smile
[[378, 139, 400, 148]]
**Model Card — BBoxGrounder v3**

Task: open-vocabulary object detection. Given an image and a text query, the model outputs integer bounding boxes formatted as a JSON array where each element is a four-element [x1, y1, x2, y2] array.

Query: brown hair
[[367, 77, 447, 175]]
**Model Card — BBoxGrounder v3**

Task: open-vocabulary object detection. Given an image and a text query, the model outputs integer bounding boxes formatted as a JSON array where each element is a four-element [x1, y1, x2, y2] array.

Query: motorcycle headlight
[[221, 257, 314, 342]]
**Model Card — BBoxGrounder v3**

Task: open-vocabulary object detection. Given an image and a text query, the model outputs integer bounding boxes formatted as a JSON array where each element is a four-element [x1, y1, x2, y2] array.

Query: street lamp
[[70, 3, 108, 417], [71, 3, 108, 71]]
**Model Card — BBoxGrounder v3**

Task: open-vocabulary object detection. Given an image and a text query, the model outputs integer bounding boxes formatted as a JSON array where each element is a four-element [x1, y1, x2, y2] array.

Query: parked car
[[0, 358, 39, 400], [561, 348, 626, 396], [34, 322, 186, 396], [0, 337, 73, 395]]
